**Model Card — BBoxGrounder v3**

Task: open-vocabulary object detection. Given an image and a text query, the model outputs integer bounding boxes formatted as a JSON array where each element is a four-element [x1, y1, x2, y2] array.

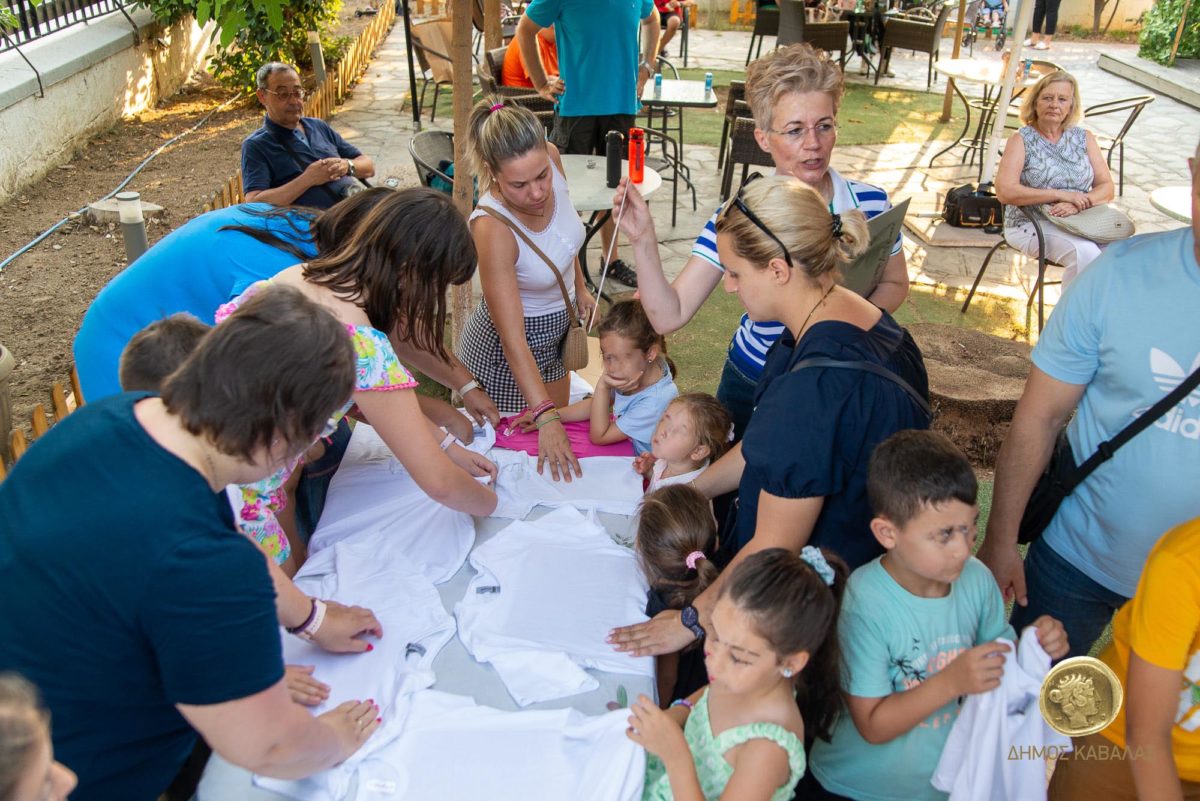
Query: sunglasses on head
[[719, 173, 794, 269]]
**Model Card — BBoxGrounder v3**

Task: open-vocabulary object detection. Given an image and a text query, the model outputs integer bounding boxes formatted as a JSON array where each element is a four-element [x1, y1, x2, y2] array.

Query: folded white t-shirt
[[489, 450, 644, 520], [456, 506, 653, 705]]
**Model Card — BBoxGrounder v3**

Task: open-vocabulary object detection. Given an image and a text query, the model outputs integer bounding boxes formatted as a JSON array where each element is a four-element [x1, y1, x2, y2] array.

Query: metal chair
[[1084, 95, 1155, 197], [409, 130, 455, 189], [481, 46, 555, 130], [777, 0, 849, 63], [960, 205, 1062, 331], [720, 116, 776, 201], [876, 0, 953, 89], [717, 81, 748, 171], [747, 4, 780, 64], [410, 20, 455, 121]]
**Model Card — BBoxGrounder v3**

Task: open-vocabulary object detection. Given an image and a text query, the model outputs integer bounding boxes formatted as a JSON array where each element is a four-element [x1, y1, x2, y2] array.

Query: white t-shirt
[[490, 449, 645, 520]]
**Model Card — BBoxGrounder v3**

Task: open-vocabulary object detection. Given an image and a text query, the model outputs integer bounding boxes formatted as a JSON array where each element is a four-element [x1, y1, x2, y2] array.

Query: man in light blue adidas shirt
[[979, 140, 1200, 658]]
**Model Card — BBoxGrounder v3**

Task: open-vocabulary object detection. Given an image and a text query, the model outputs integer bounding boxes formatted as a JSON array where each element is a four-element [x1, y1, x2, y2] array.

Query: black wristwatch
[[680, 605, 705, 641]]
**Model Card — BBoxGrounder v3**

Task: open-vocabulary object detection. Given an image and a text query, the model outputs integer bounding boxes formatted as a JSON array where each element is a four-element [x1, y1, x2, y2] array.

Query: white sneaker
[[1023, 37, 1033, 46], [1034, 41, 1049, 49]]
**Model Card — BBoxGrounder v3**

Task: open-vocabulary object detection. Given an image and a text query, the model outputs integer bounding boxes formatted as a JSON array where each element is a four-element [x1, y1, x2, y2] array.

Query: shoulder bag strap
[[477, 206, 581, 327], [1066, 362, 1200, 491], [789, 357, 933, 419]]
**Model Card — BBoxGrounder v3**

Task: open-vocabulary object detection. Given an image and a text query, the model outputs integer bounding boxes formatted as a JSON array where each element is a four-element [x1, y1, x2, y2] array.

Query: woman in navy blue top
[[609, 175, 928, 659]]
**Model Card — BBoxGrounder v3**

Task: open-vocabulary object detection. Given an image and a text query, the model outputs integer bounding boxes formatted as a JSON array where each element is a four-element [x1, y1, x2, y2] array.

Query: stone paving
[[331, 20, 1196, 312]]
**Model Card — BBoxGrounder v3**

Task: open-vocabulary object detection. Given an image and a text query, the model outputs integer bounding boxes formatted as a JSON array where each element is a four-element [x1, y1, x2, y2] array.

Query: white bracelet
[[295, 599, 328, 641], [439, 430, 458, 451], [457, 379, 479, 396]]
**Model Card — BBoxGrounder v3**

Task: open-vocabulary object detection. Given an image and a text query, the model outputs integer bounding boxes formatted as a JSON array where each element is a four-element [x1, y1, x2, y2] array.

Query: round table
[[1149, 185, 1192, 223], [930, 58, 1040, 176], [559, 154, 661, 296]]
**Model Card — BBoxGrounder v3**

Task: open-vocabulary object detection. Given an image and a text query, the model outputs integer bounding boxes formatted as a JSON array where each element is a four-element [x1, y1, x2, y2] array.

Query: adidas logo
[[1133, 348, 1200, 440]]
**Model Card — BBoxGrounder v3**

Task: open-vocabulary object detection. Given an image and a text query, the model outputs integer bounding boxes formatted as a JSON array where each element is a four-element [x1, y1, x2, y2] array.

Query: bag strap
[[1066, 362, 1200, 490], [789, 357, 933, 419], [477, 205, 581, 327]]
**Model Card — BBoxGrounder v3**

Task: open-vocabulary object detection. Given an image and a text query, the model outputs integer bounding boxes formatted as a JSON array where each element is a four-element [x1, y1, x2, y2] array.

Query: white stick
[[588, 188, 632, 332]]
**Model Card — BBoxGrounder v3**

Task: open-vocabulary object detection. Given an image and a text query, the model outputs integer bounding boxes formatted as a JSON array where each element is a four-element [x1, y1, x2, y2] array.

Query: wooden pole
[[940, 0, 968, 122], [1169, 0, 1195, 66], [451, 0, 476, 344], [484, 0, 502, 50]]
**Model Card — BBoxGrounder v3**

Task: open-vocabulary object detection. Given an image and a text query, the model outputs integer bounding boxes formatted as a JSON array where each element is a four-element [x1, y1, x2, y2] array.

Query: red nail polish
[[367, 698, 375, 705], [376, 717, 383, 723], [366, 643, 374, 652]]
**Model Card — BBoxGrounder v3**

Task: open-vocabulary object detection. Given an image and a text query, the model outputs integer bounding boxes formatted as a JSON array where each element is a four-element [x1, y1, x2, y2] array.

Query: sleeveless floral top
[[215, 280, 418, 564], [643, 690, 806, 801], [1005, 125, 1093, 230]]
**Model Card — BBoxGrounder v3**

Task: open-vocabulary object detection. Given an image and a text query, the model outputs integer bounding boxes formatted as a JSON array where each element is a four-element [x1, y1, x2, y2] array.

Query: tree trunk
[[451, 0, 475, 344], [484, 0, 502, 50]]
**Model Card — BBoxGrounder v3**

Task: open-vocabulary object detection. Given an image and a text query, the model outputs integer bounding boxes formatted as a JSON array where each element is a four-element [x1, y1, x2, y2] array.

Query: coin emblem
[[1039, 656, 1123, 737]]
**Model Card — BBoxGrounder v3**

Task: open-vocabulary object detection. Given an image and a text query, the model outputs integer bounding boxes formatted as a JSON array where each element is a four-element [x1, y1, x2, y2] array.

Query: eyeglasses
[[718, 172, 794, 269], [263, 88, 306, 101], [764, 121, 838, 142], [271, 417, 341, 461]]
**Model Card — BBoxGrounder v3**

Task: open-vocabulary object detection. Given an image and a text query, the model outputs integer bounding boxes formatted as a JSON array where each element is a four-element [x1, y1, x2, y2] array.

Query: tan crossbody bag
[[478, 206, 589, 372]]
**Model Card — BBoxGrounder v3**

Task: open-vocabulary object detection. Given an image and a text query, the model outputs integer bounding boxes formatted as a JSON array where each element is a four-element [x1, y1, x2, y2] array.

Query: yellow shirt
[[1099, 517, 1200, 781]]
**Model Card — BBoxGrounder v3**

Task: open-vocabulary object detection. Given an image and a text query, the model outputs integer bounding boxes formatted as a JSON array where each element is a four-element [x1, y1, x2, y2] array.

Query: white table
[[930, 58, 1040, 175], [1149, 185, 1193, 223], [196, 509, 650, 800], [560, 154, 661, 296]]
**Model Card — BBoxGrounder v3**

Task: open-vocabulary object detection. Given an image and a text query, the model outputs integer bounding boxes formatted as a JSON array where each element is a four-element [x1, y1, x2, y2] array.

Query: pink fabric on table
[[495, 416, 635, 458]]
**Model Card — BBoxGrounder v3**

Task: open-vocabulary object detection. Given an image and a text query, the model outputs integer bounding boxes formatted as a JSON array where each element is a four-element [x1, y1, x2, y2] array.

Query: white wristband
[[458, 379, 479, 396], [295, 599, 328, 641], [440, 430, 458, 451]]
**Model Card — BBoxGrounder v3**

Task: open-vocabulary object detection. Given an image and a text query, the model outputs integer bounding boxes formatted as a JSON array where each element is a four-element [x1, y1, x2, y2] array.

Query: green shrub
[[1138, 0, 1200, 65]]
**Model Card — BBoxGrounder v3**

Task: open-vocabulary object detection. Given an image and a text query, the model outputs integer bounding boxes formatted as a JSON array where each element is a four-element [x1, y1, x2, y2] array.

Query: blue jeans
[[1010, 537, 1128, 659], [715, 357, 758, 444]]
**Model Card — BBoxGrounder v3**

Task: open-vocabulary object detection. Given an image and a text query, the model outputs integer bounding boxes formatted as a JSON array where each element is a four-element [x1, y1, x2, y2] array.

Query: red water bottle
[[628, 127, 645, 184]]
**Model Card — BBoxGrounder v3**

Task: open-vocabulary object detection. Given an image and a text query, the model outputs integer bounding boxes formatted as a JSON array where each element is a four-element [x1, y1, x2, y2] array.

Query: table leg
[[579, 209, 614, 300], [928, 78, 970, 168]]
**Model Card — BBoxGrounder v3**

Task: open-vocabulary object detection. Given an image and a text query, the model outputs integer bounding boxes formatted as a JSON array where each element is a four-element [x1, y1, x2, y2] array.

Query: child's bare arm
[[588, 379, 629, 444], [557, 396, 592, 423], [718, 739, 794, 801], [845, 641, 1010, 744]]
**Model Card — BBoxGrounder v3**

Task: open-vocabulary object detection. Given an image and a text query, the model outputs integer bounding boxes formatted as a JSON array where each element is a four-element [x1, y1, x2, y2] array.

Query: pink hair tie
[[489, 102, 505, 113], [685, 551, 706, 571]]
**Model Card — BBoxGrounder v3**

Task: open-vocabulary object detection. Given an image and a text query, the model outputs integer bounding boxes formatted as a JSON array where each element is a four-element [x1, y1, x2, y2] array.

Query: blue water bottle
[[654, 71, 663, 97], [704, 72, 713, 96]]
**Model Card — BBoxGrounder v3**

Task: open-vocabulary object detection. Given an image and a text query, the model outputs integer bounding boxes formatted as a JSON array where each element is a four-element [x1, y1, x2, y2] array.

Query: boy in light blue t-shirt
[[807, 431, 1069, 801]]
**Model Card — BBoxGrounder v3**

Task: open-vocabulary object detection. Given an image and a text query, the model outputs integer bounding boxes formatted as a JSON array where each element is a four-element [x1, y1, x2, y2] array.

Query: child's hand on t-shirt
[[1029, 615, 1069, 660], [633, 452, 657, 477], [942, 641, 1011, 696], [627, 694, 688, 762], [284, 664, 331, 707]]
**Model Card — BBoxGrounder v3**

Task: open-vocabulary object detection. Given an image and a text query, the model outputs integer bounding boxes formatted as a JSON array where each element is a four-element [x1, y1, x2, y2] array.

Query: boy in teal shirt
[[807, 431, 1069, 801]]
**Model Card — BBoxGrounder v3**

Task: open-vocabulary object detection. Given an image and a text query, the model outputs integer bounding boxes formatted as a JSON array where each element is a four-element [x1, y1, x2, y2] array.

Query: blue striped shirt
[[692, 169, 902, 381]]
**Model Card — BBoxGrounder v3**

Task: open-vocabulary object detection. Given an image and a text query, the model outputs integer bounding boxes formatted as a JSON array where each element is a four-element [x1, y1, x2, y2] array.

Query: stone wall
[[0, 9, 214, 203]]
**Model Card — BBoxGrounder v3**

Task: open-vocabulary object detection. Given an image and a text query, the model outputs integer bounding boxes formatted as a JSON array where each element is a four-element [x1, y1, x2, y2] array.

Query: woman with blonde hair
[[609, 175, 929, 660], [995, 70, 1114, 284], [0, 674, 76, 801], [612, 43, 910, 440], [455, 96, 597, 482]]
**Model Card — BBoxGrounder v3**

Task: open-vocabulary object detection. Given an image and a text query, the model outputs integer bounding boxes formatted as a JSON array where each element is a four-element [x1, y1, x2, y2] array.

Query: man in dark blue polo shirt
[[240, 62, 376, 209]]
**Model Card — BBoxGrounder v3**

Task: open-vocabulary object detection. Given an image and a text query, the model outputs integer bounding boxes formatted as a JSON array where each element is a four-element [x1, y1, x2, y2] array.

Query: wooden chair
[[777, 0, 849, 63], [876, 0, 953, 89], [717, 81, 749, 171], [409, 130, 455, 190], [410, 19, 456, 121], [1084, 95, 1155, 197], [2, 367, 84, 482], [960, 205, 1062, 331], [747, 4, 780, 64], [720, 116, 776, 201]]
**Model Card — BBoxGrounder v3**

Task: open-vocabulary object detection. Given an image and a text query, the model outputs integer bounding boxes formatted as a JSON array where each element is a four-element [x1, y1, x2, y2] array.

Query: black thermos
[[605, 130, 624, 188]]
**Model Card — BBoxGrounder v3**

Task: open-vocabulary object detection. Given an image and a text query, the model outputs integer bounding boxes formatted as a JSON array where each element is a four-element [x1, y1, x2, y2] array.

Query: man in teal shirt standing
[[516, 0, 659, 288]]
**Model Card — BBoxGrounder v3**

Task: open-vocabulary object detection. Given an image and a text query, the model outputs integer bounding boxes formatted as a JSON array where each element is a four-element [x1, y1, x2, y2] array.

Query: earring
[[781, 668, 794, 678]]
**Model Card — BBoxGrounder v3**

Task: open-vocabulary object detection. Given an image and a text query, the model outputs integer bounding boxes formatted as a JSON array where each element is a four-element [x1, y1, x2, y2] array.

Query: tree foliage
[[1138, 0, 1200, 65], [136, 0, 344, 91]]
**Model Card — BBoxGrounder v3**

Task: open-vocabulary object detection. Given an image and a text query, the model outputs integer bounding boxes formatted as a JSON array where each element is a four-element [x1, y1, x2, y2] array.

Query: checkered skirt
[[455, 299, 571, 415]]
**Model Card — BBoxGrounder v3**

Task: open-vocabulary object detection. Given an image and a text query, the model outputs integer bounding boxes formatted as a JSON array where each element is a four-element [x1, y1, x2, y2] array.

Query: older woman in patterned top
[[995, 70, 1114, 285]]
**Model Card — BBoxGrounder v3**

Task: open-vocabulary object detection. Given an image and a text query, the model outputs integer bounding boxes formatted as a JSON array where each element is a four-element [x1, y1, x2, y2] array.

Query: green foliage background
[[136, 0, 347, 91], [1138, 0, 1200, 65]]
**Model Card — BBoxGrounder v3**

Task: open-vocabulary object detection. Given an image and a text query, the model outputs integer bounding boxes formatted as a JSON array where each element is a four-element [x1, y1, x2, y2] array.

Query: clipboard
[[840, 198, 910, 299]]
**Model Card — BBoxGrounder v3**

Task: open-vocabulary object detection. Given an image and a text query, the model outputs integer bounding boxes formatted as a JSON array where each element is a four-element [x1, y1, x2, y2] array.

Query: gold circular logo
[[1039, 656, 1124, 737]]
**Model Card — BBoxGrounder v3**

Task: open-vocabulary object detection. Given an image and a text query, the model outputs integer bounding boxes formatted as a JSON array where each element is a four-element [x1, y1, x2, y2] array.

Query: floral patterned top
[[215, 280, 418, 563], [643, 689, 806, 801]]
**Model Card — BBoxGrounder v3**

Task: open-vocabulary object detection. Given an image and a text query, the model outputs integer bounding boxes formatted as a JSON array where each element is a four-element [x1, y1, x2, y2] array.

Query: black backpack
[[943, 183, 1003, 229]]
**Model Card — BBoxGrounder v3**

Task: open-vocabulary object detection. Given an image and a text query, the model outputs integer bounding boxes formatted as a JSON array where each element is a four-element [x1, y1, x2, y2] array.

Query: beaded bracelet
[[529, 400, 555, 421], [671, 699, 694, 710], [535, 412, 562, 429]]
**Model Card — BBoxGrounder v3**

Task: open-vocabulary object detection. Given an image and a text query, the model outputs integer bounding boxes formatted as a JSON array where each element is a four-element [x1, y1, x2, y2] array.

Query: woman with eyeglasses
[[0, 287, 385, 801], [612, 43, 910, 441], [608, 175, 929, 662]]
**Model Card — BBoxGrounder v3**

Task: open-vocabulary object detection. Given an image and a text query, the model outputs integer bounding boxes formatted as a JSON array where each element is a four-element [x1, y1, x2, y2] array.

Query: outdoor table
[[195, 463, 651, 800], [1149, 185, 1193, 223], [561, 153, 661, 296], [929, 58, 1039, 176], [640, 79, 717, 226]]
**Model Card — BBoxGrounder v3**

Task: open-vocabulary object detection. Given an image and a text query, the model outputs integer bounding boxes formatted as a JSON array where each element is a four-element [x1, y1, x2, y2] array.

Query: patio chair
[[777, 0, 849, 64], [410, 19, 455, 122], [1084, 95, 1155, 197], [409, 130, 455, 190], [746, 4, 780, 65], [720, 116, 775, 201], [960, 204, 1063, 331], [876, 0, 953, 89], [717, 81, 748, 171], [471, 0, 519, 56], [481, 46, 555, 130]]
